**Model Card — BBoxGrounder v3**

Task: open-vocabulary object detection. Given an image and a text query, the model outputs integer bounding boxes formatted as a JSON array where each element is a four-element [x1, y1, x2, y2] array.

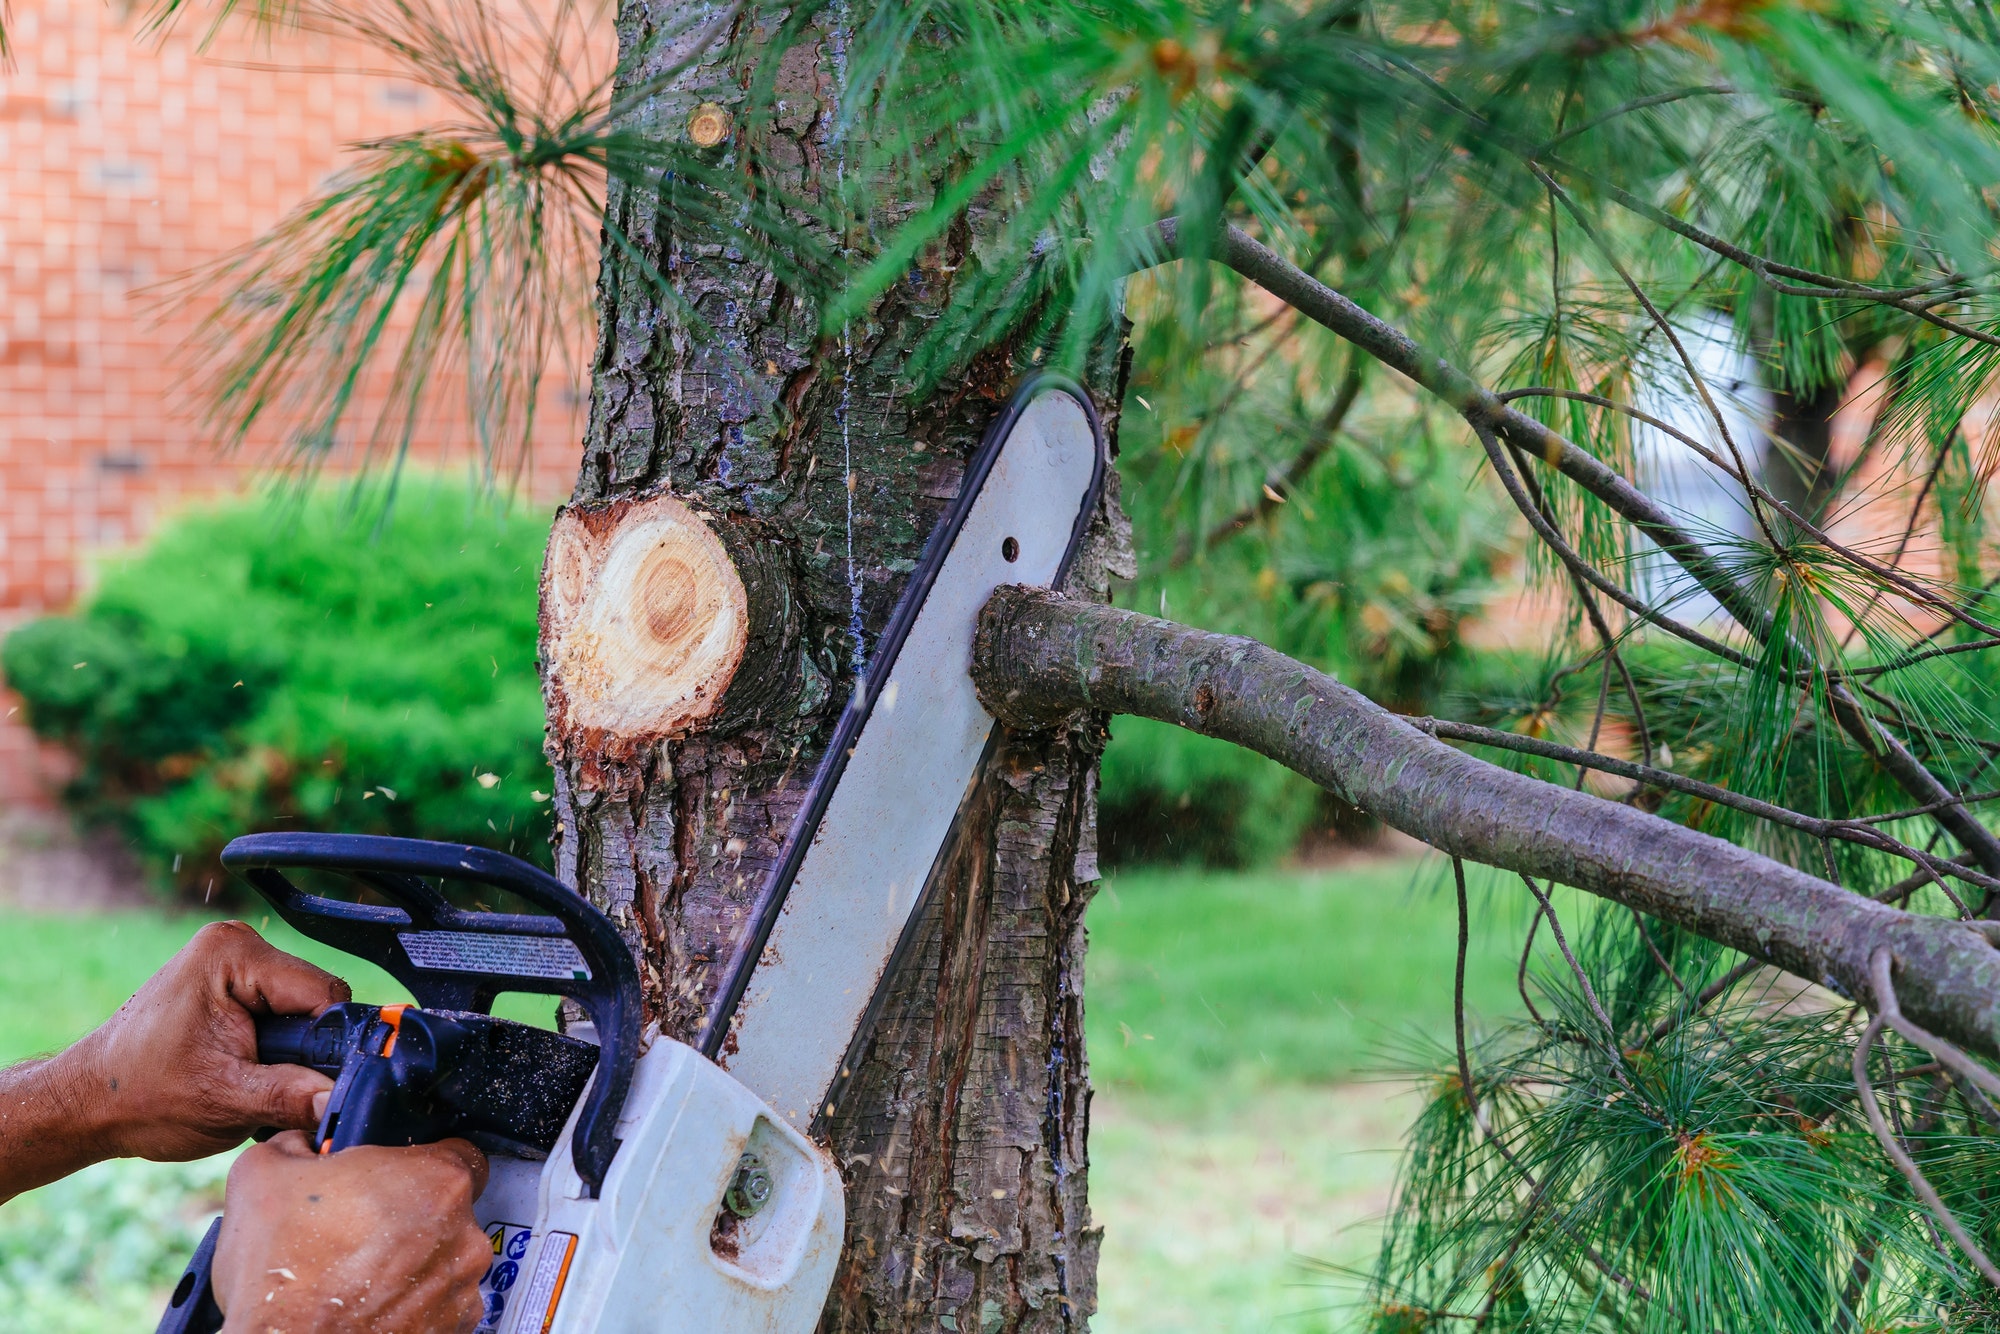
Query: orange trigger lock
[[377, 1004, 409, 1058]]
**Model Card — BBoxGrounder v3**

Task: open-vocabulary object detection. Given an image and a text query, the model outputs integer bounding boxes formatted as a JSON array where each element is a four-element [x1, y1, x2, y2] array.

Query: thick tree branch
[[973, 586, 2000, 1061], [1419, 718, 2000, 901], [1151, 218, 2000, 879]]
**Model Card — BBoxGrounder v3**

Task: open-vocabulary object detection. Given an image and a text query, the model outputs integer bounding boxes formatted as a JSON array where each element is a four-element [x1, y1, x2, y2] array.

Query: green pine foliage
[[1362, 895, 2000, 1331], [115, 0, 2000, 1322], [715, 1, 2000, 1321], [170, 0, 827, 483], [1, 482, 554, 899]]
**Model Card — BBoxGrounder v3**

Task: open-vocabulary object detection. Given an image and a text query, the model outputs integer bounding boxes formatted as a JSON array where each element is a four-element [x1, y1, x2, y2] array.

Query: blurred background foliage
[[1102, 272, 1518, 865], [1, 480, 555, 900], [0, 1155, 231, 1334]]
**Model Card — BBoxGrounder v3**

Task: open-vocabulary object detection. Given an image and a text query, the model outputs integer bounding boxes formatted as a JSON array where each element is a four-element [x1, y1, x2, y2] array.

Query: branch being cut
[[973, 586, 2000, 1060], [1418, 717, 2000, 901]]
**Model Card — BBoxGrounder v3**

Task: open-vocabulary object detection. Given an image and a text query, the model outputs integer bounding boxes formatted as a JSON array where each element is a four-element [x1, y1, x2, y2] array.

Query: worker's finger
[[254, 1128, 318, 1160], [448, 1246, 492, 1333], [205, 921, 352, 1017], [423, 1137, 492, 1200], [232, 1062, 335, 1132]]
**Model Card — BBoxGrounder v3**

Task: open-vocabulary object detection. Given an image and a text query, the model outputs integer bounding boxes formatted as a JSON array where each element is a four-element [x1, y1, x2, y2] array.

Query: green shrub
[[0, 1155, 234, 1334], [2, 481, 554, 900], [1098, 718, 1320, 868]]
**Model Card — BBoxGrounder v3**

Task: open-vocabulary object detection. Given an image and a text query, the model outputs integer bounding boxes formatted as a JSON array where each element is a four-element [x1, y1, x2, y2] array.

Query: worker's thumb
[[235, 1061, 334, 1133]]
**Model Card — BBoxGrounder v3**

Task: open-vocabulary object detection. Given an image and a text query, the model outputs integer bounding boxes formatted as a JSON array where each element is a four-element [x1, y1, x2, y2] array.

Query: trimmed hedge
[[3, 482, 554, 900]]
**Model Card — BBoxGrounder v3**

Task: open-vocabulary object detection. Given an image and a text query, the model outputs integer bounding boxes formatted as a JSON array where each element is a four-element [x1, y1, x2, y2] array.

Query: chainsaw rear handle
[[161, 1002, 601, 1334], [220, 833, 640, 1194], [262, 1002, 600, 1156], [159, 1008, 422, 1334], [162, 832, 636, 1334]]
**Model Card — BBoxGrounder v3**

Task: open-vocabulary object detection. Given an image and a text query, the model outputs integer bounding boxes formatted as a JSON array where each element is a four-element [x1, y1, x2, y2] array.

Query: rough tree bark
[[539, 10, 1131, 1332]]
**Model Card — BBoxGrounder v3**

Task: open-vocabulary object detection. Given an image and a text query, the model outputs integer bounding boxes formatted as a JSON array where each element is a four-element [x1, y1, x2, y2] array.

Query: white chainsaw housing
[[472, 1035, 845, 1334]]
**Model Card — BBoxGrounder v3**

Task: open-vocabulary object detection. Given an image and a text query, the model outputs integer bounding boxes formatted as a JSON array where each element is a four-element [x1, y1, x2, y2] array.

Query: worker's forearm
[[0, 1049, 115, 1202]]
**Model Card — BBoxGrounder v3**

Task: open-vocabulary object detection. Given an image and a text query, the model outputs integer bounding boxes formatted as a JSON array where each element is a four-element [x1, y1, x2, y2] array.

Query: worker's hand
[[63, 920, 351, 1162], [213, 1131, 492, 1334]]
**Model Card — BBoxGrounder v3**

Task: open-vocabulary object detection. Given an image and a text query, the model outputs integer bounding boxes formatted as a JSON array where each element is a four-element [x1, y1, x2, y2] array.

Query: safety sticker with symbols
[[475, 1222, 534, 1334]]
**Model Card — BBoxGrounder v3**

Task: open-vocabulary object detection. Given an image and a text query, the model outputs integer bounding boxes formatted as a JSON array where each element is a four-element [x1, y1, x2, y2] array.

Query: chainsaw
[[157, 377, 1106, 1334]]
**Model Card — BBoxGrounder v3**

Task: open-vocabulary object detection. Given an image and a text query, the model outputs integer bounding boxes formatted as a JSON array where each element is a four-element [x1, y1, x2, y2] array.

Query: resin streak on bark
[[974, 586, 2000, 1062]]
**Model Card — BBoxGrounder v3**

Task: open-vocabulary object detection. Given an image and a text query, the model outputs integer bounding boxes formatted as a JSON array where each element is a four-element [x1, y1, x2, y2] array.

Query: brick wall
[[0, 0, 588, 807]]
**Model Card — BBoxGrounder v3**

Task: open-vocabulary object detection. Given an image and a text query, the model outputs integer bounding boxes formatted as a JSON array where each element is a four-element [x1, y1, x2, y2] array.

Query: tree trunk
[[538, 11, 1132, 1331], [1765, 377, 1844, 517]]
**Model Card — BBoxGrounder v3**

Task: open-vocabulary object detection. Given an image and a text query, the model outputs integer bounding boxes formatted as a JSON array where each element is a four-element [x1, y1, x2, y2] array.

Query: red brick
[[1, 4, 590, 802]]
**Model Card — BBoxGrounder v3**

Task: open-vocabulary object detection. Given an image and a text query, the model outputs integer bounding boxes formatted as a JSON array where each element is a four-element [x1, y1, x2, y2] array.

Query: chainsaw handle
[[255, 1006, 378, 1073], [155, 1217, 224, 1334], [157, 1012, 392, 1334], [255, 1014, 316, 1066], [153, 1055, 441, 1334], [221, 833, 639, 1196], [163, 1005, 556, 1334]]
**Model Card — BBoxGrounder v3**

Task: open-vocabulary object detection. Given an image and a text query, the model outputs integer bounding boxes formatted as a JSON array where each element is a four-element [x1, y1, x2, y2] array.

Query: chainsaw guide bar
[[699, 376, 1107, 1130]]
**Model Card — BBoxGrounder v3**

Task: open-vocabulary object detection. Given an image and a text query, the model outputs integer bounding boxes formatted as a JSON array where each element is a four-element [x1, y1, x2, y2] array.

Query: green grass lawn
[[1085, 857, 1529, 1101], [1082, 857, 1537, 1333], [0, 854, 1541, 1332]]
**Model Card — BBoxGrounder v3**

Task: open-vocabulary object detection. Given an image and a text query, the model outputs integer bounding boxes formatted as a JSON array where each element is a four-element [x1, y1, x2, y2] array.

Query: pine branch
[[1142, 219, 1767, 622], [1148, 218, 2000, 881], [1506, 445, 1655, 772], [973, 585, 2000, 1062], [1417, 718, 2000, 901], [1178, 354, 1366, 564], [1373, 52, 2000, 345], [1854, 948, 2000, 1288]]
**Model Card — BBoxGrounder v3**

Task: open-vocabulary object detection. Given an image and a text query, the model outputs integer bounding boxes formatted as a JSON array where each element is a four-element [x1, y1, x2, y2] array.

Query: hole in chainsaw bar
[[1001, 536, 1020, 562], [488, 991, 563, 1031]]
